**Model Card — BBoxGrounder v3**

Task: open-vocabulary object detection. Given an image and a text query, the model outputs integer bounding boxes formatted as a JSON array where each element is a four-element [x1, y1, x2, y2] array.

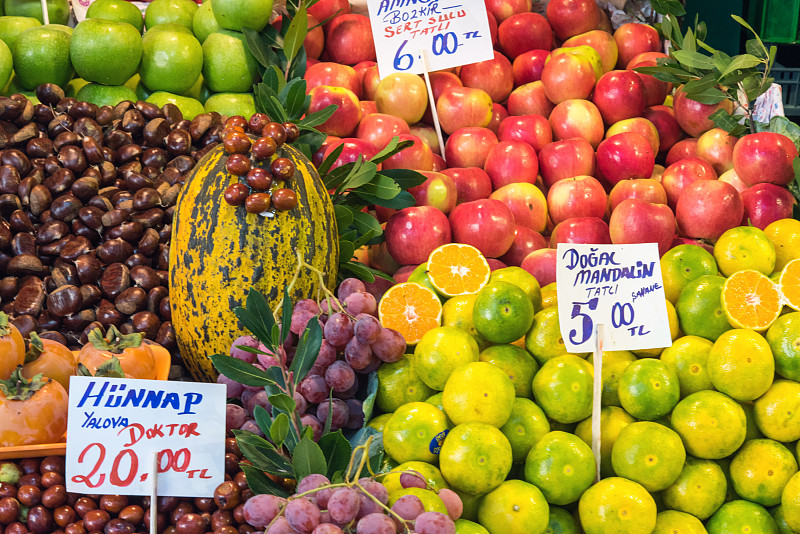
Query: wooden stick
[[150, 453, 158, 534], [418, 49, 446, 164], [592, 324, 604, 483], [41, 0, 50, 24]]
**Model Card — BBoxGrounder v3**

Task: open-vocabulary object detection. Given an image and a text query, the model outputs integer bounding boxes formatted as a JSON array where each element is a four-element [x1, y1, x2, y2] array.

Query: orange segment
[[779, 258, 800, 311], [378, 282, 443, 345], [721, 270, 782, 331], [426, 243, 491, 297]]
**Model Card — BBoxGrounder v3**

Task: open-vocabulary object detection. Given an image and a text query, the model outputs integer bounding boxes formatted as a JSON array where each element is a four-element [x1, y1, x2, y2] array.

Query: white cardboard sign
[[367, 0, 494, 78], [66, 377, 226, 497], [556, 243, 673, 353]]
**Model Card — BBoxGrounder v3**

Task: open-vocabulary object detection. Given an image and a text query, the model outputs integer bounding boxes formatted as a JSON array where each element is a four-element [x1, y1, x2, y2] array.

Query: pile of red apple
[[299, 0, 799, 286]]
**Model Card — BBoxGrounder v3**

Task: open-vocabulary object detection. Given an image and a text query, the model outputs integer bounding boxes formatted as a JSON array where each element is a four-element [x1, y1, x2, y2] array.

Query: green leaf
[[682, 86, 728, 105], [243, 28, 276, 69], [319, 143, 345, 176], [362, 371, 378, 423], [299, 105, 337, 129], [280, 79, 308, 120], [234, 430, 293, 475], [265, 365, 287, 391], [371, 138, 414, 164], [358, 174, 402, 200], [695, 20, 708, 42], [280, 286, 292, 345], [263, 66, 285, 95], [769, 46, 777, 71], [293, 437, 328, 481], [682, 74, 719, 96], [709, 109, 748, 136], [732, 14, 758, 37], [633, 65, 694, 84], [352, 229, 377, 250], [340, 161, 379, 191], [340, 261, 376, 284], [318, 431, 352, 480], [269, 393, 297, 414], [339, 240, 356, 264], [746, 39, 768, 60], [287, 45, 309, 81], [269, 96, 288, 123], [234, 289, 277, 346], [719, 54, 762, 78], [334, 204, 354, 230], [289, 315, 323, 385], [254, 405, 273, 437], [356, 189, 416, 209], [379, 168, 428, 189], [270, 413, 290, 448], [682, 27, 696, 52], [325, 162, 357, 192], [672, 50, 715, 70], [351, 210, 383, 241], [240, 465, 289, 497], [260, 22, 282, 48], [650, 0, 686, 16], [211, 354, 277, 387], [347, 427, 384, 479], [283, 4, 308, 65], [768, 117, 800, 151]]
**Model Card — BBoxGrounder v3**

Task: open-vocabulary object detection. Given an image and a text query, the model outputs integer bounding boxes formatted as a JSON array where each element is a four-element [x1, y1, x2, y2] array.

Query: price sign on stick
[[367, 0, 494, 77], [66, 377, 226, 497], [556, 243, 673, 353]]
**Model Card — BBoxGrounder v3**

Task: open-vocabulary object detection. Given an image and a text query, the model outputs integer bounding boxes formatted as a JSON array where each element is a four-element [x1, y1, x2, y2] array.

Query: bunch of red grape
[[219, 278, 406, 438], [241, 471, 462, 533]]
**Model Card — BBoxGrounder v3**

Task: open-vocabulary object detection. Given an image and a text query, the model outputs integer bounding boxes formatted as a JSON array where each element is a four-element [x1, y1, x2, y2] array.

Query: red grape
[[242, 494, 286, 528], [436, 489, 463, 521], [325, 361, 356, 393], [327, 488, 360, 524], [284, 498, 321, 533], [371, 328, 406, 363], [414, 511, 455, 534], [338, 278, 366, 301]]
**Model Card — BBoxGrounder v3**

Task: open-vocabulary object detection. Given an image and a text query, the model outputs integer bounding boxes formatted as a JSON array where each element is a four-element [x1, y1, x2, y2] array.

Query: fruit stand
[[3, 0, 800, 533]]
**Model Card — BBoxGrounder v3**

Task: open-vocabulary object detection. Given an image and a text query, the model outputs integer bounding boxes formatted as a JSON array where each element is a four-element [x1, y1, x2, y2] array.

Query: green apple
[[77, 83, 139, 107], [144, 21, 194, 35], [549, 46, 604, 81], [4, 0, 69, 25], [140, 29, 202, 94], [204, 92, 256, 118], [144, 0, 198, 32], [65, 77, 90, 98], [192, 1, 220, 43], [202, 30, 258, 93], [0, 39, 10, 90], [13, 25, 72, 90], [87, 0, 145, 34], [71, 18, 142, 86], [181, 74, 212, 104], [147, 91, 205, 119], [211, 0, 272, 32], [0, 16, 41, 50]]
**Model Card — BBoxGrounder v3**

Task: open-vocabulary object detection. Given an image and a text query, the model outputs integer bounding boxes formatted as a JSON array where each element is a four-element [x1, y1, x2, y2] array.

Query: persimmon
[[21, 332, 77, 393], [0, 312, 25, 380], [0, 367, 68, 446], [77, 326, 157, 380]]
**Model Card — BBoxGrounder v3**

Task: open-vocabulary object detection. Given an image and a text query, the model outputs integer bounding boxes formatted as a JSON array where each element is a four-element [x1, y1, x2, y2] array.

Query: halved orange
[[721, 269, 782, 331], [378, 282, 443, 345], [779, 258, 800, 311], [426, 243, 491, 297]]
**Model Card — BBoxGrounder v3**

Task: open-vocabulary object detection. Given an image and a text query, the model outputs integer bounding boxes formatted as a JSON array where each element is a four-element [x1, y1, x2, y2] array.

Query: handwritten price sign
[[556, 243, 673, 353], [66, 377, 226, 497], [367, 0, 494, 77]]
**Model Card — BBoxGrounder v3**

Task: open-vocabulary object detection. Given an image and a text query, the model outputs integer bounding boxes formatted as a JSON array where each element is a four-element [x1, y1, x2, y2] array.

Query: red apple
[[356, 113, 410, 150], [718, 169, 748, 193], [313, 135, 340, 167], [563, 30, 619, 73], [361, 64, 380, 100], [490, 182, 548, 233], [507, 81, 555, 117], [521, 248, 557, 286], [549, 99, 604, 148], [609, 198, 675, 255], [487, 258, 508, 271], [613, 22, 661, 69], [487, 10, 499, 45], [484, 140, 539, 189], [541, 52, 596, 103], [304, 62, 360, 97], [308, 85, 361, 137], [592, 70, 646, 125], [732, 131, 799, 186], [547, 175, 607, 224], [484, 0, 532, 23], [368, 240, 401, 276], [642, 105, 683, 157], [449, 198, 516, 258], [324, 14, 375, 65], [673, 86, 735, 138], [605, 118, 660, 155], [627, 51, 671, 107], [742, 183, 796, 229], [421, 71, 463, 123], [546, 0, 600, 41], [512, 49, 550, 86], [539, 138, 596, 188], [410, 124, 441, 156], [498, 114, 552, 153], [666, 138, 699, 166], [669, 238, 715, 255], [442, 167, 494, 205], [550, 217, 612, 245], [381, 133, 434, 171], [296, 13, 324, 59], [608, 179, 667, 211], [444, 127, 498, 168], [322, 137, 378, 170], [432, 154, 447, 171], [487, 103, 509, 135], [307, 0, 350, 24], [384, 206, 451, 265], [499, 226, 548, 266], [498, 12, 554, 59], [696, 128, 737, 175], [359, 100, 377, 117], [661, 156, 717, 209], [374, 73, 428, 125], [407, 171, 458, 215], [675, 180, 744, 241], [436, 86, 493, 135], [459, 51, 515, 103], [596, 132, 655, 185], [392, 264, 417, 283]]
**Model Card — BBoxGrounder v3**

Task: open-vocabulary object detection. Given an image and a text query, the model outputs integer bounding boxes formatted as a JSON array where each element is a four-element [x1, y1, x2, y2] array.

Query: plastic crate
[[773, 65, 800, 115], [760, 0, 800, 43]]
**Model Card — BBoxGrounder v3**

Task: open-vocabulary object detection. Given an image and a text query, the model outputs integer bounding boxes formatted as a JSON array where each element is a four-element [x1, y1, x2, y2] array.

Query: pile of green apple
[[0, 0, 276, 119]]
